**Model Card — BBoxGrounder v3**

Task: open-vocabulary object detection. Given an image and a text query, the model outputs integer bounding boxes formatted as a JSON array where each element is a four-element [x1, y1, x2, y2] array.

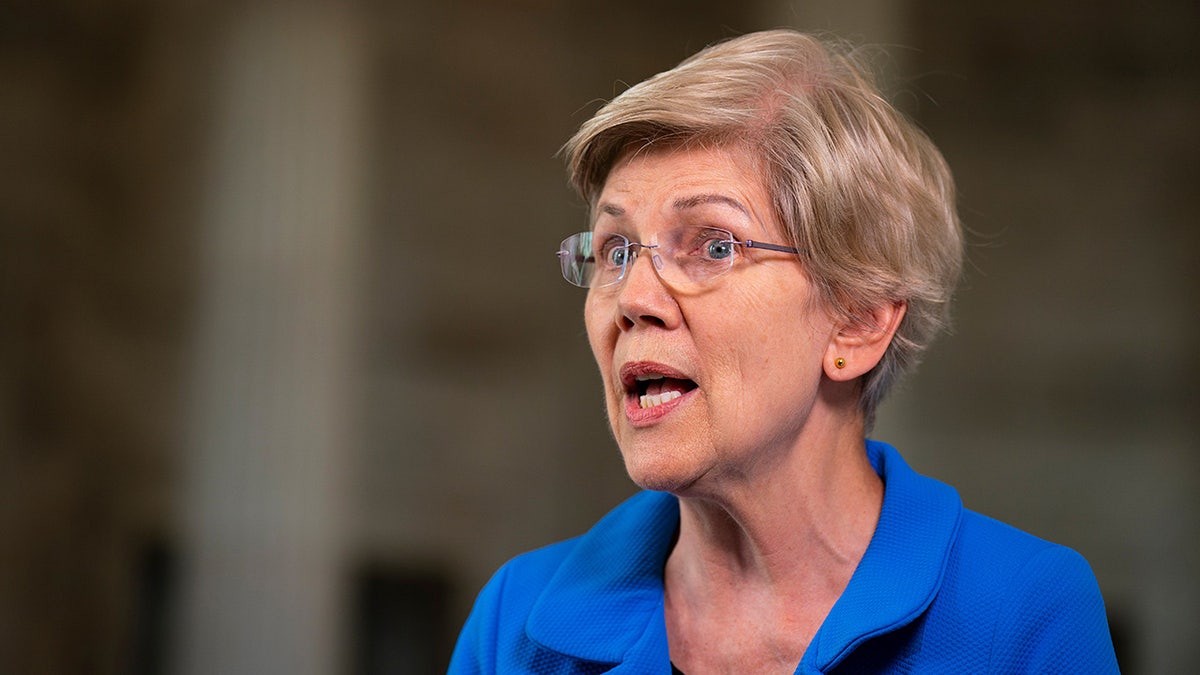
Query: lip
[[618, 360, 697, 428], [619, 361, 694, 389]]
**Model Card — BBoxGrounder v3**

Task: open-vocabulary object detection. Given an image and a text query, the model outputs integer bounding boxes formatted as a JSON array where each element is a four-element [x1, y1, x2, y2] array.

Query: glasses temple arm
[[742, 240, 800, 255]]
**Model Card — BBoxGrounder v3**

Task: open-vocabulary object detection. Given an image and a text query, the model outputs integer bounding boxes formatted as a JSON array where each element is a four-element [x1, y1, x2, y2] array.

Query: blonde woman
[[451, 30, 1119, 674]]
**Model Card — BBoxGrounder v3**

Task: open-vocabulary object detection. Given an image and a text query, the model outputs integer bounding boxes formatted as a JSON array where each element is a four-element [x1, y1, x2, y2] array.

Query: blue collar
[[525, 441, 963, 672]]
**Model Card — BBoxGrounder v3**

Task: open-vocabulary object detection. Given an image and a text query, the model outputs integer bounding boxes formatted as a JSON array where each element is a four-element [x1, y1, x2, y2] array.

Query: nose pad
[[621, 244, 663, 286]]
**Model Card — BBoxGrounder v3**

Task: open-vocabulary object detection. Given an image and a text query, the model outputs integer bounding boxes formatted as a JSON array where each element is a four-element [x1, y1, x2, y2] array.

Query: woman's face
[[585, 144, 841, 493]]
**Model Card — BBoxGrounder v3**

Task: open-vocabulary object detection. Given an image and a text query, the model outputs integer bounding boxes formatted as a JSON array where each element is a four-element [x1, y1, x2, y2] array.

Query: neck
[[670, 431, 881, 590], [663, 418, 883, 671]]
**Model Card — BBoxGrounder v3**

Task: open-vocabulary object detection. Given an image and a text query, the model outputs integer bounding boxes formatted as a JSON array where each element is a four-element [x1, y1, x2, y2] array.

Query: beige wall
[[1, 1, 1195, 673]]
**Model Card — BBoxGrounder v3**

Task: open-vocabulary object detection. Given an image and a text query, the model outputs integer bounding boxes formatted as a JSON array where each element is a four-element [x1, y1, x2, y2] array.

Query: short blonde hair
[[563, 29, 963, 423]]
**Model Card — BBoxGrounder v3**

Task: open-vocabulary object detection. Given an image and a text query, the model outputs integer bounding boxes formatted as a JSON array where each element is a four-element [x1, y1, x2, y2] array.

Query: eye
[[704, 238, 735, 261], [608, 247, 630, 266], [596, 234, 630, 268], [685, 227, 735, 261]]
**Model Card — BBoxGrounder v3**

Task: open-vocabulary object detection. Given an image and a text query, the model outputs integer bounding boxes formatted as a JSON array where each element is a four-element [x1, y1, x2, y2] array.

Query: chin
[[620, 445, 704, 494]]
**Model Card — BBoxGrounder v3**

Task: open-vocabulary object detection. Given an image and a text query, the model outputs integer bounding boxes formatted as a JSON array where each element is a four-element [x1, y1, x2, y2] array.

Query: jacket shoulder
[[922, 510, 1119, 673], [447, 538, 581, 674], [449, 490, 678, 674]]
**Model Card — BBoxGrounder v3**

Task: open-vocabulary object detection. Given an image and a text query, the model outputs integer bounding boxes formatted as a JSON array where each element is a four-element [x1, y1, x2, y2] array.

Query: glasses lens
[[559, 232, 632, 288], [659, 226, 737, 284], [559, 227, 739, 289], [559, 232, 594, 287]]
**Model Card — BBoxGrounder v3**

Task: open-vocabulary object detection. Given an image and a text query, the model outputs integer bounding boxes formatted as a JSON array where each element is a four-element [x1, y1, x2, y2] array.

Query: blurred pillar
[[175, 4, 366, 674]]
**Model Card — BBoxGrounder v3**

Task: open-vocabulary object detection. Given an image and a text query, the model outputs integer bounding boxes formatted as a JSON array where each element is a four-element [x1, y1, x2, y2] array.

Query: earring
[[834, 357, 846, 369]]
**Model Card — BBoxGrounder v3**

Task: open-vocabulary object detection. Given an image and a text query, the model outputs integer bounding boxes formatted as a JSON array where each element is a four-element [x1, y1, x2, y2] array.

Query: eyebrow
[[672, 194, 749, 216], [596, 203, 625, 218], [596, 194, 749, 220]]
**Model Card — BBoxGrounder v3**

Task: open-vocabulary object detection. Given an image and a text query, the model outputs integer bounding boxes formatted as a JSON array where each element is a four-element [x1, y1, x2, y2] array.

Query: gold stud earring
[[834, 357, 846, 369]]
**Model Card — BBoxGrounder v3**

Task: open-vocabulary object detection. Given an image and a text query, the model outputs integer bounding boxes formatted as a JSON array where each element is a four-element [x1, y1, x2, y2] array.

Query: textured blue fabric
[[449, 441, 1120, 673]]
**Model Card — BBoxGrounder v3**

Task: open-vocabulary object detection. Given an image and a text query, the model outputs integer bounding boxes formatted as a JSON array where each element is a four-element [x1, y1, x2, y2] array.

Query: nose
[[614, 245, 680, 331]]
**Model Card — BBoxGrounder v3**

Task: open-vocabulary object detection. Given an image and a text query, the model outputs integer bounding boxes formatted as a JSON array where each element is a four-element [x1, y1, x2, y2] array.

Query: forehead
[[595, 144, 772, 218]]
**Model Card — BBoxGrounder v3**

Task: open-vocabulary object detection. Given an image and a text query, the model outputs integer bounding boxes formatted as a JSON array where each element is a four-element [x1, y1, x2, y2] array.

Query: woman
[[451, 30, 1119, 674]]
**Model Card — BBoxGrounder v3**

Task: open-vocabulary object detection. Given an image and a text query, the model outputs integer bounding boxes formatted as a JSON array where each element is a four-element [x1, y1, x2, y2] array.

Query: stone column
[[175, 5, 366, 674]]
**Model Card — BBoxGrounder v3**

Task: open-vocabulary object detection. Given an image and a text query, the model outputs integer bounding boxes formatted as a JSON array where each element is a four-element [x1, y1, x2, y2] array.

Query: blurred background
[[1, 0, 1196, 673]]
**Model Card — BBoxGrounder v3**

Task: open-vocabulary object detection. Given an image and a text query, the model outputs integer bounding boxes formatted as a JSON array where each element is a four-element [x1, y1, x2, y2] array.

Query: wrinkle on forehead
[[592, 146, 776, 238]]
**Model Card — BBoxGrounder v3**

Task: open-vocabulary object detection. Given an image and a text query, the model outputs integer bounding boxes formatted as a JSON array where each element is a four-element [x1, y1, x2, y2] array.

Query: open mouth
[[633, 373, 698, 409], [621, 364, 699, 411]]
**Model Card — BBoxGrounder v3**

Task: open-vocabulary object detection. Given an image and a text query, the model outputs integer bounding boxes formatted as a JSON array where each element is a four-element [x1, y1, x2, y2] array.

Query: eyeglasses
[[557, 225, 799, 289]]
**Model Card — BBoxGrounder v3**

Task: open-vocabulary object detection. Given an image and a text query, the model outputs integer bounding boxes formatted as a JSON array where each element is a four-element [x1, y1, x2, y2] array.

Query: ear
[[824, 300, 907, 381]]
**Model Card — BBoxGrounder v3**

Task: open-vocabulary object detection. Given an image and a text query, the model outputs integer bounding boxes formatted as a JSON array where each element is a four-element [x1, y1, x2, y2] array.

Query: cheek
[[701, 324, 783, 392], [693, 285, 791, 358], [584, 296, 612, 366], [698, 292, 829, 393]]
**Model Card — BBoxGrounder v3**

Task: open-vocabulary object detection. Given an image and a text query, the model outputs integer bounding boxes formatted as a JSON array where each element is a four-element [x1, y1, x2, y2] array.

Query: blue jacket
[[450, 441, 1119, 673]]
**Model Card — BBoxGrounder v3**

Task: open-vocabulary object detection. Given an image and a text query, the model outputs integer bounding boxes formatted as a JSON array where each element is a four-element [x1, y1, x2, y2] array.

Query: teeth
[[635, 373, 665, 382], [639, 389, 682, 409]]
